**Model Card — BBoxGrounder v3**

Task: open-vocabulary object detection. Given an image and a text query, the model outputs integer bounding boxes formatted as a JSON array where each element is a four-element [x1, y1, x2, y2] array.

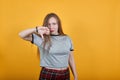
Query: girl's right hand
[[37, 26, 50, 39]]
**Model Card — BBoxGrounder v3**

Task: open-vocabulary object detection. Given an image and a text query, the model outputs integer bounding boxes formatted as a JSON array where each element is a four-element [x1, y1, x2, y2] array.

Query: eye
[[48, 23, 50, 26], [53, 23, 57, 25], [47, 23, 51, 27]]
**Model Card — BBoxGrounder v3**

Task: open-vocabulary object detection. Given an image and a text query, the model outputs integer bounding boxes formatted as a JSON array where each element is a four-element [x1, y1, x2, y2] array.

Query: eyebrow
[[48, 22, 57, 24]]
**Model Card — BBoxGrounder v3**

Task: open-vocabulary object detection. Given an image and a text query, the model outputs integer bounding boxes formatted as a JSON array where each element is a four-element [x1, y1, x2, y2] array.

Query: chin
[[50, 31, 55, 34]]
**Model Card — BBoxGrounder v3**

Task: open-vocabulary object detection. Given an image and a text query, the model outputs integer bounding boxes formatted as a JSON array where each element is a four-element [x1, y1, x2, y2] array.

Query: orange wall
[[0, 0, 120, 80]]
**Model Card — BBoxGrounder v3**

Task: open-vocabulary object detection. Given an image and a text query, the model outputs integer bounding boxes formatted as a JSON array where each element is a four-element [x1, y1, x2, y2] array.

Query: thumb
[[40, 33, 44, 40]]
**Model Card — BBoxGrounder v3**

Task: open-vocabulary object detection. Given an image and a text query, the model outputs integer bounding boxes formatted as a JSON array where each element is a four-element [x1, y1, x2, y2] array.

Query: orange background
[[0, 0, 120, 80]]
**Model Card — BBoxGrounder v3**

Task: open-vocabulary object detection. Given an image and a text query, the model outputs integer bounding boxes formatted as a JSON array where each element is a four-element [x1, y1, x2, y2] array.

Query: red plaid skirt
[[39, 67, 70, 80]]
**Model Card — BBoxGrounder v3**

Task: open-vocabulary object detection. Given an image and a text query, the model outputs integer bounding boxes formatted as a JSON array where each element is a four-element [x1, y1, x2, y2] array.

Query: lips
[[50, 29, 54, 32]]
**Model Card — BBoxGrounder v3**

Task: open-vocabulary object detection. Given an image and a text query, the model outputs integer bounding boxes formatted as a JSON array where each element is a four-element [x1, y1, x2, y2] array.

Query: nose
[[48, 24, 54, 29]]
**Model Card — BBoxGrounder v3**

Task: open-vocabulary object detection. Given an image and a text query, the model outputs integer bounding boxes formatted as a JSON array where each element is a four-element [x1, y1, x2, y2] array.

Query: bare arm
[[69, 51, 78, 80], [19, 26, 50, 41], [18, 28, 36, 41]]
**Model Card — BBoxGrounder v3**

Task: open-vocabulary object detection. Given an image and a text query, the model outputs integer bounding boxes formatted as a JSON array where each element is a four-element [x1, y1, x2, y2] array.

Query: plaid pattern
[[39, 67, 70, 80]]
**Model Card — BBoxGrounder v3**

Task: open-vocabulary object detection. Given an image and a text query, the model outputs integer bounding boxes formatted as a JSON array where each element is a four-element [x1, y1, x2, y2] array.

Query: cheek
[[47, 25, 50, 28], [55, 25, 58, 29]]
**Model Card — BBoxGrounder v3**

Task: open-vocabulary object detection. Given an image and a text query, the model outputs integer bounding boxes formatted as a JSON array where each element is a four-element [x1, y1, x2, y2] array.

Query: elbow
[[18, 32, 24, 38]]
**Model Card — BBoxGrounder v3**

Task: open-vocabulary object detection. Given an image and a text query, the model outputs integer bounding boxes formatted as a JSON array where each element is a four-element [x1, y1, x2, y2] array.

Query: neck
[[51, 32, 59, 35], [50, 33, 59, 36]]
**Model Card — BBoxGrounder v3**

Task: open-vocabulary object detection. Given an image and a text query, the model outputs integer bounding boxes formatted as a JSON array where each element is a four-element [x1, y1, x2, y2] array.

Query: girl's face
[[47, 17, 59, 35]]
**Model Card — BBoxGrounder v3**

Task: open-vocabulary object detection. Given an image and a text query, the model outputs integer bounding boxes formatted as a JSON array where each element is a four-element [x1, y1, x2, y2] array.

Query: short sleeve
[[31, 33, 43, 47], [68, 36, 74, 51], [70, 39, 74, 51]]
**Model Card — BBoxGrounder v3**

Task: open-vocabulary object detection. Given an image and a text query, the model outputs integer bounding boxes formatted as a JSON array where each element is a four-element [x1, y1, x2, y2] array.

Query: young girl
[[19, 13, 78, 80]]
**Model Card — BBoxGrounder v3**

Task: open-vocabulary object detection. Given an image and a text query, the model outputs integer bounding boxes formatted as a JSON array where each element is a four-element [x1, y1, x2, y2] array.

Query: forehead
[[48, 17, 57, 23]]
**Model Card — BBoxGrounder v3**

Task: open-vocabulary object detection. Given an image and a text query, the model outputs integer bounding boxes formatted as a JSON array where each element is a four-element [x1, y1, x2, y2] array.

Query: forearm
[[69, 52, 78, 79], [19, 28, 36, 38]]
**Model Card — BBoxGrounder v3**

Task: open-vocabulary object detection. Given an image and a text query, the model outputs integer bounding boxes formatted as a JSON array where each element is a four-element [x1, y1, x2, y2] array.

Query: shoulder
[[64, 34, 72, 40], [32, 33, 42, 41], [32, 33, 41, 38], [61, 34, 73, 42]]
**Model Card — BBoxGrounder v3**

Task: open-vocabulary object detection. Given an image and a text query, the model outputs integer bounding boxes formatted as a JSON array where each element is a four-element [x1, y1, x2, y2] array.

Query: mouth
[[50, 29, 54, 32]]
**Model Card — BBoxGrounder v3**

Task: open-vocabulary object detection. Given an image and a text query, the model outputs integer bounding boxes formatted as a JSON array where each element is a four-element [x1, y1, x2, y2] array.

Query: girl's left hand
[[74, 77, 78, 80]]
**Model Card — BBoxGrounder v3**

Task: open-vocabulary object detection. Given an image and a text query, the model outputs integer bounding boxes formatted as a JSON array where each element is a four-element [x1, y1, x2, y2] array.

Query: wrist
[[74, 75, 78, 79], [74, 76, 78, 80], [35, 26, 38, 33]]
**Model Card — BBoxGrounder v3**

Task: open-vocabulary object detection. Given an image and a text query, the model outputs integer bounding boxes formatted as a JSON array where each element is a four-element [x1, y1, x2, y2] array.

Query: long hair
[[37, 13, 66, 58]]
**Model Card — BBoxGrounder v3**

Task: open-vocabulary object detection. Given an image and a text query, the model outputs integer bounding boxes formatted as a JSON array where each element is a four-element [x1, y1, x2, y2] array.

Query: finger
[[46, 27, 49, 31], [40, 33, 44, 40], [39, 27, 45, 30], [45, 30, 50, 35], [45, 27, 49, 32], [42, 27, 47, 30]]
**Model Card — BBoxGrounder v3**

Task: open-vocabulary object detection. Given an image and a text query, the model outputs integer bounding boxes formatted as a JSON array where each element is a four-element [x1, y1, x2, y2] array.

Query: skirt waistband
[[42, 67, 69, 72]]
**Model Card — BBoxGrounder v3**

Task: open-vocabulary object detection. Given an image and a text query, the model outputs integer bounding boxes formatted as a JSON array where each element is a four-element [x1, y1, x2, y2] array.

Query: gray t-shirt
[[32, 33, 74, 68]]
